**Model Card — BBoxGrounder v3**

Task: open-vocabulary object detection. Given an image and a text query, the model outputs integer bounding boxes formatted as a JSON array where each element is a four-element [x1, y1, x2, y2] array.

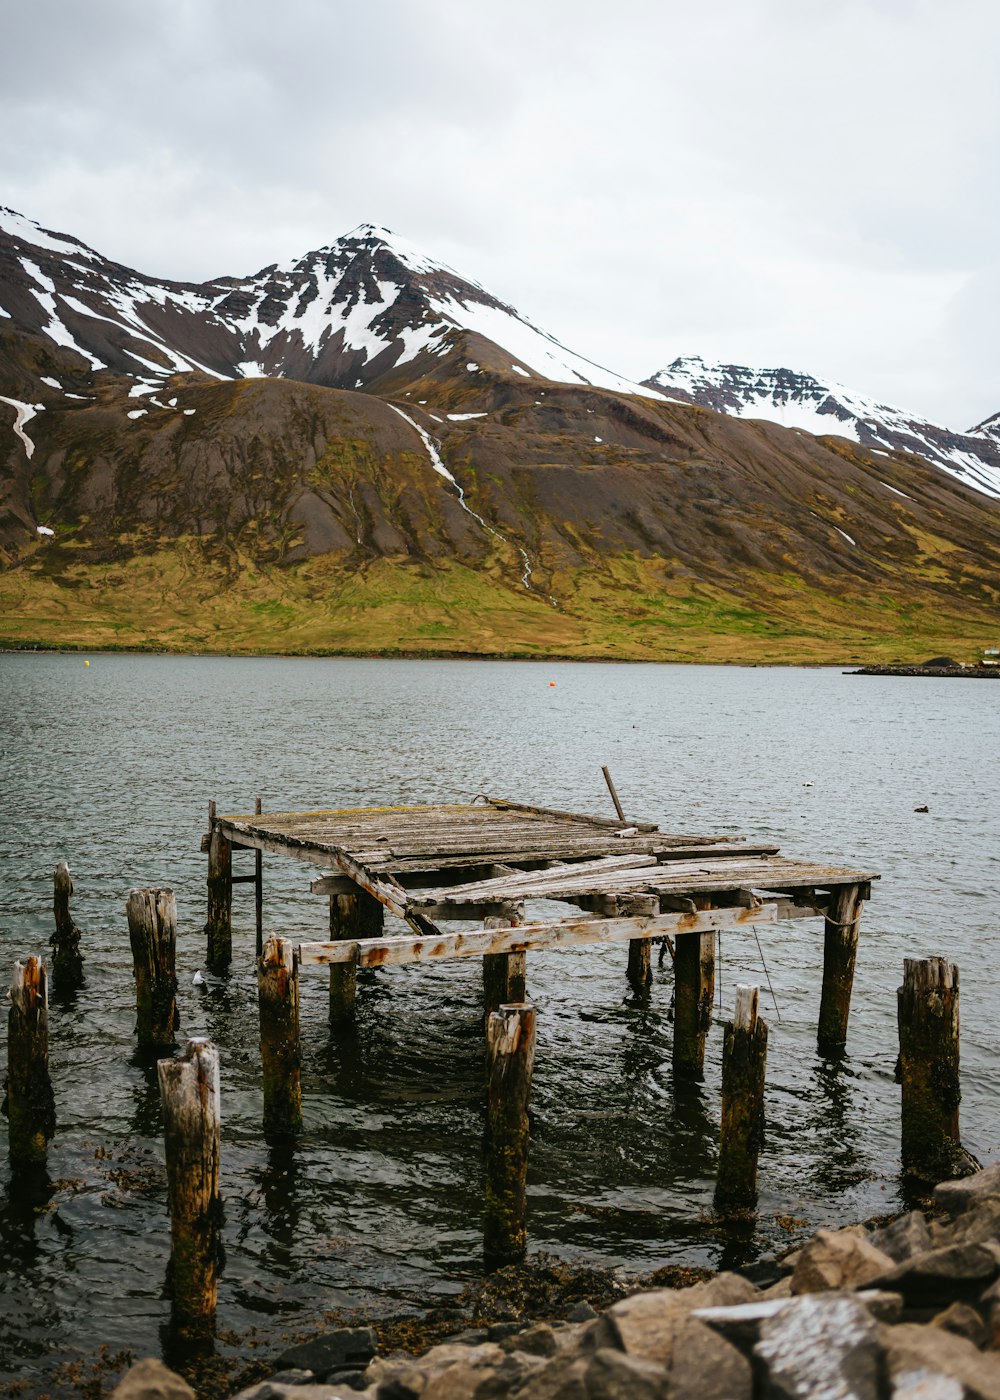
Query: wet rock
[[566, 1301, 598, 1323], [936, 1166, 1000, 1218], [668, 1316, 752, 1400], [755, 1293, 882, 1400], [592, 1273, 756, 1367], [583, 1348, 669, 1400], [275, 1327, 378, 1378], [111, 1359, 195, 1400], [871, 1213, 934, 1264], [880, 1322, 1000, 1399], [511, 1323, 559, 1357], [790, 1227, 895, 1295], [486, 1322, 525, 1342], [872, 1243, 1000, 1306], [932, 1302, 989, 1349], [444, 1330, 490, 1347], [265, 1372, 316, 1387]]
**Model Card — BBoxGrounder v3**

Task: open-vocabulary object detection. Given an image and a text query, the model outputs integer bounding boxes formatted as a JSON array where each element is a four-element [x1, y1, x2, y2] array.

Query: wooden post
[[51, 861, 84, 987], [127, 887, 178, 1050], [254, 796, 263, 959], [715, 985, 768, 1209], [483, 908, 526, 1019], [484, 1001, 536, 1271], [328, 892, 359, 1023], [205, 800, 232, 975], [898, 957, 976, 1182], [258, 937, 302, 1136], [5, 958, 56, 1165], [622, 894, 657, 991], [673, 929, 716, 1079], [817, 882, 864, 1055], [157, 1037, 222, 1339]]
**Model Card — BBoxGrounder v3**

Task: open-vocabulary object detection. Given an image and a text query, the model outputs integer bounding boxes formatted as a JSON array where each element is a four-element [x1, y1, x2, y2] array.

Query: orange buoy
[[548, 681, 555, 687]]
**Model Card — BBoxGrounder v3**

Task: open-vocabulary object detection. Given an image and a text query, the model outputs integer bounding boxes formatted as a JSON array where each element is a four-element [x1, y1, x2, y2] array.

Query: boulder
[[931, 1302, 989, 1349], [514, 1352, 589, 1400], [364, 1354, 427, 1398], [872, 1243, 1000, 1306], [513, 1324, 559, 1357], [111, 1360, 195, 1400], [938, 1203, 1000, 1250], [755, 1294, 882, 1400], [880, 1322, 1000, 1400], [583, 1348, 669, 1400], [790, 1228, 895, 1294], [592, 1273, 756, 1367], [890, 1369, 967, 1398], [667, 1316, 752, 1400], [871, 1213, 934, 1264], [936, 1166, 1000, 1218], [274, 1327, 378, 1378]]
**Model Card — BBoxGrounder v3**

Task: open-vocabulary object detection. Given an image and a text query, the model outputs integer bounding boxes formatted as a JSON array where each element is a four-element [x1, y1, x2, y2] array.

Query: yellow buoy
[[84, 660, 90, 667]]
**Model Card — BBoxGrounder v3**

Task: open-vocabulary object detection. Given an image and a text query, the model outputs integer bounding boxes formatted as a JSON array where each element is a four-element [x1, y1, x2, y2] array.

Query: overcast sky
[[3, 0, 998, 428]]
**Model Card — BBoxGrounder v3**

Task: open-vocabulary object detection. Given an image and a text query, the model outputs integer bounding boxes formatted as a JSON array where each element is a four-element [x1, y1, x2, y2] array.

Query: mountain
[[2, 208, 1000, 665], [645, 357, 1000, 501]]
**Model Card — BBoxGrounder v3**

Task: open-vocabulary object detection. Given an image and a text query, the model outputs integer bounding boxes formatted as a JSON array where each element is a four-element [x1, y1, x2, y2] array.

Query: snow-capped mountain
[[0, 207, 654, 399], [645, 357, 1000, 501]]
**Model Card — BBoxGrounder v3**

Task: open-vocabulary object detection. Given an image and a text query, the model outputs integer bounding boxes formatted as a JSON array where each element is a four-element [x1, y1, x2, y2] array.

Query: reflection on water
[[1, 654, 998, 1387]]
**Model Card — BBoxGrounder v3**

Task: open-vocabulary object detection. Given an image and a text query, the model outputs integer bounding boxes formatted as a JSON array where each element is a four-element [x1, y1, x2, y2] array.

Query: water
[[1, 655, 998, 1391]]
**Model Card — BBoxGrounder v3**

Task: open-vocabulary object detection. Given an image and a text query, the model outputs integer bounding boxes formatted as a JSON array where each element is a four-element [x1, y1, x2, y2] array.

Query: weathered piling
[[898, 957, 977, 1182], [5, 958, 56, 1165], [483, 908, 526, 1018], [205, 801, 232, 975], [484, 1001, 537, 1271], [254, 796, 264, 958], [817, 882, 865, 1055], [127, 887, 178, 1050], [673, 928, 716, 1079], [157, 1037, 222, 1338], [715, 984, 768, 1209], [623, 894, 657, 991], [50, 861, 84, 987], [257, 936, 302, 1136], [328, 886, 385, 1023]]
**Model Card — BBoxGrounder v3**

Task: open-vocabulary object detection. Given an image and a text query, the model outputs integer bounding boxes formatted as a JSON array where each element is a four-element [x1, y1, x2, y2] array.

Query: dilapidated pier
[[203, 794, 878, 1064]]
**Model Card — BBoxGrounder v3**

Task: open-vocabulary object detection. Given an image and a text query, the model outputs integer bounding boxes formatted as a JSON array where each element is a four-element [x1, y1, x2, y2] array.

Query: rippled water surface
[[1, 655, 998, 1390]]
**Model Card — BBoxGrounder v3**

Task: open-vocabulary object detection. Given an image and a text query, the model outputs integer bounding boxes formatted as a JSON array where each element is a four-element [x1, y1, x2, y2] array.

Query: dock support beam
[[6, 957, 56, 1165], [254, 796, 264, 958], [328, 886, 384, 1023], [258, 936, 302, 1137], [483, 907, 526, 1019], [623, 895, 657, 991], [157, 1037, 222, 1340], [127, 887, 178, 1051], [818, 882, 864, 1056], [51, 861, 84, 988], [673, 929, 715, 1080], [484, 1001, 536, 1271], [206, 801, 232, 975], [715, 984, 768, 1210], [898, 957, 976, 1182]]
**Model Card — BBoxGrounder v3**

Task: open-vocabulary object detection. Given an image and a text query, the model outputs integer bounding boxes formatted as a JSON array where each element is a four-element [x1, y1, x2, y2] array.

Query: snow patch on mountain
[[0, 396, 41, 457]]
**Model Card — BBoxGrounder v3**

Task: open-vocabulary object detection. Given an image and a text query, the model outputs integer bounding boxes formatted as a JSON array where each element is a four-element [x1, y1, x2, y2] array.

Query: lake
[[1, 654, 998, 1392]]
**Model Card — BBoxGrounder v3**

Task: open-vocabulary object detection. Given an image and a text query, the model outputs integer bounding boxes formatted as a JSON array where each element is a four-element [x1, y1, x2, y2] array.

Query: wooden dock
[[202, 795, 878, 1061]]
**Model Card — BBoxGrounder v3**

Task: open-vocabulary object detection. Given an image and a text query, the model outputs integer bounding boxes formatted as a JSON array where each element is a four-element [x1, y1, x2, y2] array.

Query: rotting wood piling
[[157, 1037, 222, 1340], [51, 860, 84, 988], [484, 1001, 536, 1272], [483, 907, 526, 1020], [898, 957, 978, 1183], [5, 957, 56, 1165], [127, 887, 179, 1050], [715, 984, 768, 1210], [817, 883, 865, 1056], [673, 927, 716, 1080], [206, 800, 232, 975], [258, 936, 302, 1136]]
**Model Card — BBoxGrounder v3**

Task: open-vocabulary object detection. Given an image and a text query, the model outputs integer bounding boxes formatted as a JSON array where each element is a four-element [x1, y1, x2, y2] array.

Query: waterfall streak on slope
[[388, 404, 534, 589], [0, 396, 39, 458]]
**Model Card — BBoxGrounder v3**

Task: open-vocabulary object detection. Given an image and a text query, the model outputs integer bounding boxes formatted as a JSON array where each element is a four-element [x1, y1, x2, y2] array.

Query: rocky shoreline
[[848, 664, 999, 678], [109, 1163, 1000, 1400]]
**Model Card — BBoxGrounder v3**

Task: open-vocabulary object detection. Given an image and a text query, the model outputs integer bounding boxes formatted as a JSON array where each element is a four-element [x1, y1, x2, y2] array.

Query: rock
[[583, 1348, 669, 1400], [936, 1166, 1000, 1217], [755, 1294, 882, 1400], [871, 1213, 934, 1264], [275, 1327, 378, 1378], [487, 1322, 525, 1342], [444, 1330, 490, 1347], [514, 1352, 589, 1400], [364, 1356, 427, 1399], [760, 1277, 793, 1300], [593, 1273, 757, 1367], [880, 1322, 1000, 1400], [566, 1301, 598, 1323], [111, 1360, 195, 1400], [932, 1302, 989, 1349], [872, 1243, 1000, 1306], [939, 1203, 1000, 1250], [667, 1317, 752, 1400], [266, 1372, 316, 1387], [414, 1344, 503, 1376], [790, 1227, 895, 1295], [511, 1324, 559, 1358], [891, 1370, 966, 1398], [235, 1386, 373, 1400]]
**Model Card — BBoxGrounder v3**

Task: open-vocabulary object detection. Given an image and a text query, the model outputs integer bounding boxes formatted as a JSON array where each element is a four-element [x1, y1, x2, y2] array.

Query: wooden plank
[[484, 796, 659, 833], [298, 900, 783, 968]]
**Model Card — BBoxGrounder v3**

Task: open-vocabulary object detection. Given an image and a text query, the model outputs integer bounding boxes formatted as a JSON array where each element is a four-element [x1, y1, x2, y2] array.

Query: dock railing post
[[673, 926, 716, 1080], [258, 936, 302, 1136], [205, 800, 232, 975], [818, 882, 864, 1056], [484, 1001, 536, 1271], [51, 861, 84, 988], [6, 957, 56, 1165], [898, 957, 977, 1182], [157, 1037, 222, 1339], [483, 905, 526, 1018], [715, 984, 768, 1210], [127, 887, 179, 1050]]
